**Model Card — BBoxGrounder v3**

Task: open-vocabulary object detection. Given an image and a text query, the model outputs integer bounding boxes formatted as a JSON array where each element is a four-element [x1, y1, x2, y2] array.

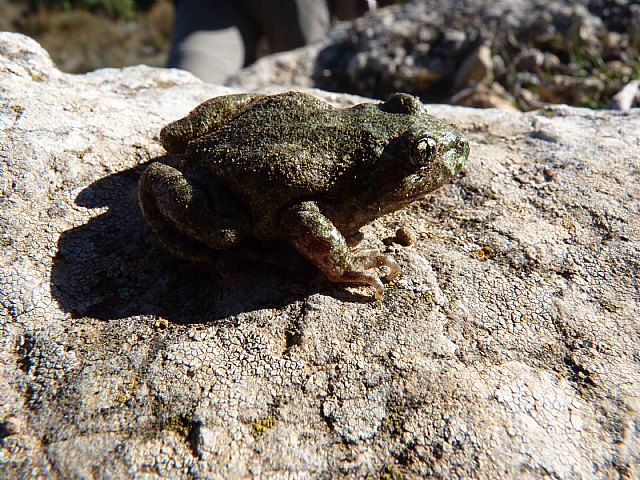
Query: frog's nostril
[[455, 138, 469, 158]]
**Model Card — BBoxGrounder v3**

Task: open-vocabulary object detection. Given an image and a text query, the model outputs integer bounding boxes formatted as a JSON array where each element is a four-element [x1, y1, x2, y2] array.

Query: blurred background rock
[[227, 0, 640, 111], [1, 0, 638, 110]]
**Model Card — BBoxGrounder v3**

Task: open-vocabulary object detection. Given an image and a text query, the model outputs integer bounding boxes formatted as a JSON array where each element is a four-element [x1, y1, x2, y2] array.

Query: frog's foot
[[139, 162, 247, 258], [334, 253, 400, 299], [350, 248, 400, 283], [283, 201, 400, 300]]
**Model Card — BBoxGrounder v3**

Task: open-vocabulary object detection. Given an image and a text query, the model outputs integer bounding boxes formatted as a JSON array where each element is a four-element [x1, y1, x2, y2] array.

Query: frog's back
[[190, 92, 394, 207]]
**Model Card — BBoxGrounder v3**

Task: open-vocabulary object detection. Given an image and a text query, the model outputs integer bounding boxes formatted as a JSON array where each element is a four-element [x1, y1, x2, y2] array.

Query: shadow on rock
[[51, 159, 322, 323]]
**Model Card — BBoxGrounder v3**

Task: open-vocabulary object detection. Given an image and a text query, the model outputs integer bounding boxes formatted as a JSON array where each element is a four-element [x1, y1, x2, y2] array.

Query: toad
[[139, 92, 469, 299]]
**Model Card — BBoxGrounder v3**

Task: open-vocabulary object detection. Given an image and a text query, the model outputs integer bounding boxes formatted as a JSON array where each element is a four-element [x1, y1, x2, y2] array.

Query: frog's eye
[[413, 136, 438, 165]]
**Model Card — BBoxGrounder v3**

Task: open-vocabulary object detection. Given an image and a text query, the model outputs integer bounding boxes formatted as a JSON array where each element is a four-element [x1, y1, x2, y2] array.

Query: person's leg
[[241, 0, 330, 54], [167, 0, 259, 83]]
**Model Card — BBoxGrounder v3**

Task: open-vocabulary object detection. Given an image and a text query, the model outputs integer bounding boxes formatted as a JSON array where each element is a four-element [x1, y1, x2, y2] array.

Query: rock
[[512, 48, 561, 73], [1, 32, 639, 479], [454, 44, 494, 90], [228, 0, 636, 110], [0, 416, 23, 437], [450, 83, 518, 110], [384, 227, 418, 247], [537, 75, 606, 105]]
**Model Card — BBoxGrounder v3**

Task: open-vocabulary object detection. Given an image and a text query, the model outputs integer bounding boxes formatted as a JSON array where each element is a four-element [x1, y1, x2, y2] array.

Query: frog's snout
[[445, 134, 469, 175]]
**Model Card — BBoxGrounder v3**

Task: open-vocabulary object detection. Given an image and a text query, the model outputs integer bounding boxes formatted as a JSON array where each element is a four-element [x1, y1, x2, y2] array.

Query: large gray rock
[[1, 32, 639, 479]]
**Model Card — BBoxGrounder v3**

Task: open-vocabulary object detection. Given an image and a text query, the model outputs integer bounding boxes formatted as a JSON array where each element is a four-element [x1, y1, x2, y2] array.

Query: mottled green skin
[[139, 92, 469, 298]]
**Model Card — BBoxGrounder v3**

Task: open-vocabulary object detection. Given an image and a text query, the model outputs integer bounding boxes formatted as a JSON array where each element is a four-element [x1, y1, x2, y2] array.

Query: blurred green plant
[[568, 4, 640, 108]]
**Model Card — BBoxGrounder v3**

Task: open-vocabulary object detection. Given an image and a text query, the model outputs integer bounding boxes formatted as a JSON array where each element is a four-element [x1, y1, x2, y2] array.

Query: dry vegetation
[[1, 0, 174, 72]]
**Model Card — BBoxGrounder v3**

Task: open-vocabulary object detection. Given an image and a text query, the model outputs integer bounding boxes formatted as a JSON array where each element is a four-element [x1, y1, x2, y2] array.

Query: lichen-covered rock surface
[[1, 32, 639, 479]]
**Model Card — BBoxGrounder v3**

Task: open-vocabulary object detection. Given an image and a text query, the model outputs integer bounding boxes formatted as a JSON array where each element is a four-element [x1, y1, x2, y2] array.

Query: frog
[[138, 91, 469, 299]]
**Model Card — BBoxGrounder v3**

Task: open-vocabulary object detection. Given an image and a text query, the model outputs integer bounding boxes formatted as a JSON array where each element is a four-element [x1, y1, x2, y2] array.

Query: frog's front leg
[[282, 201, 399, 300], [139, 162, 248, 261]]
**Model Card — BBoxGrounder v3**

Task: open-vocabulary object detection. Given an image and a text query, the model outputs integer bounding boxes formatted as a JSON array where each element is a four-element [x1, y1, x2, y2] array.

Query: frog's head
[[377, 93, 469, 203]]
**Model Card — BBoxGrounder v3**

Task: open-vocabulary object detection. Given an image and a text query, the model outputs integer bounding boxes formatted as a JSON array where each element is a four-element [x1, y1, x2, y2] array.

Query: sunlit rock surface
[[1, 32, 639, 479]]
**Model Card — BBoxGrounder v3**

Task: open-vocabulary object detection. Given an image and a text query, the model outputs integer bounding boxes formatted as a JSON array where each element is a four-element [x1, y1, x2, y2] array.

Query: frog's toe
[[355, 253, 400, 283], [340, 253, 399, 299], [362, 274, 385, 301], [381, 256, 400, 282], [326, 268, 385, 300]]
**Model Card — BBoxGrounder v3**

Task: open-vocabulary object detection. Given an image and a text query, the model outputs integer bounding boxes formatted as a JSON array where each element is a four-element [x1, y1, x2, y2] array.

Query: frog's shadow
[[50, 158, 342, 324]]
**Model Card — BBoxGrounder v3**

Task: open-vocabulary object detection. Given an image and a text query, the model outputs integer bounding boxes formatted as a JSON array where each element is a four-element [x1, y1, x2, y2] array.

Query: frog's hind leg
[[139, 162, 247, 261], [138, 189, 217, 263], [160, 93, 266, 153]]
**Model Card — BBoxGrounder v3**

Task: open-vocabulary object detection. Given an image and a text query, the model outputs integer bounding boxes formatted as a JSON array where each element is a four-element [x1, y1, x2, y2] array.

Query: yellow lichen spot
[[381, 465, 407, 480], [155, 317, 169, 329], [253, 417, 277, 434]]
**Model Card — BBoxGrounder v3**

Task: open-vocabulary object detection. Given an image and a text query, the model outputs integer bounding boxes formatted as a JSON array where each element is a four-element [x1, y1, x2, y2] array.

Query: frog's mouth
[[403, 166, 452, 198]]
